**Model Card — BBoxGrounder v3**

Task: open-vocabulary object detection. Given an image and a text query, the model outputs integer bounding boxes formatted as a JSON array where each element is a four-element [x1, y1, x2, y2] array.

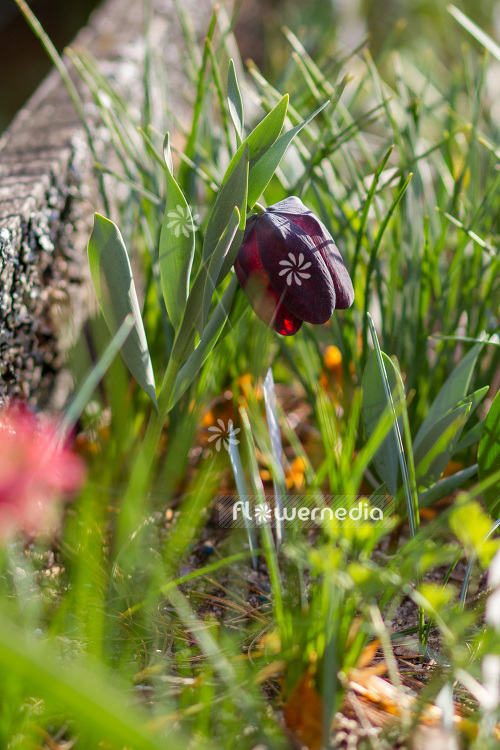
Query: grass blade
[[227, 426, 259, 570], [367, 314, 419, 537], [227, 59, 244, 144], [263, 368, 287, 545], [58, 315, 134, 444], [448, 5, 500, 62]]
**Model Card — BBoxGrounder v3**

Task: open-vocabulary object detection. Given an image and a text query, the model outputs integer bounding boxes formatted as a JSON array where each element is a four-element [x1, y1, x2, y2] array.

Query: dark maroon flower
[[234, 197, 354, 335]]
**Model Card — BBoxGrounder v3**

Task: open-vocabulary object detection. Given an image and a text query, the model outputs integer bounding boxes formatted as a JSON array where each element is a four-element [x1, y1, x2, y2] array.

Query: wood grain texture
[[0, 0, 211, 405]]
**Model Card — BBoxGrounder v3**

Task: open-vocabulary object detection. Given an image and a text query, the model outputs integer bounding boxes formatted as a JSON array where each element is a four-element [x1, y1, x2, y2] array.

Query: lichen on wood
[[0, 0, 210, 406]]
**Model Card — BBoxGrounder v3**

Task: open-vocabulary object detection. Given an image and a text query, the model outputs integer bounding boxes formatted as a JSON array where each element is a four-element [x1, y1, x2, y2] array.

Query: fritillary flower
[[235, 196, 354, 335]]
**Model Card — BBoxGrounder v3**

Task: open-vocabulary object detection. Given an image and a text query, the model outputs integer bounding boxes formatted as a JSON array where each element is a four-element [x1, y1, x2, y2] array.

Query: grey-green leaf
[[247, 99, 329, 208], [455, 419, 485, 454], [222, 94, 289, 187], [87, 214, 157, 408], [455, 385, 489, 417], [202, 207, 241, 328], [203, 145, 248, 262], [227, 59, 244, 144], [414, 403, 471, 491], [170, 208, 240, 360], [362, 351, 404, 498], [419, 464, 478, 508], [159, 133, 195, 331], [413, 342, 482, 452], [170, 275, 239, 409]]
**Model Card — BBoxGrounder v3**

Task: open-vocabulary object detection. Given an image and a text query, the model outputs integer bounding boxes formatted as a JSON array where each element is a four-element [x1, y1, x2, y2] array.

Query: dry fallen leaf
[[284, 670, 324, 750], [349, 674, 480, 738], [355, 638, 382, 669]]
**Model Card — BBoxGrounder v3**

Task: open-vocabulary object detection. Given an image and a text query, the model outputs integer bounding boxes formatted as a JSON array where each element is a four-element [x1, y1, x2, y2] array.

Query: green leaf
[[419, 464, 478, 508], [214, 283, 248, 347], [227, 59, 244, 144], [443, 385, 488, 455], [170, 208, 241, 360], [87, 214, 157, 408], [455, 419, 484, 454], [478, 389, 500, 516], [414, 404, 471, 491], [170, 275, 239, 408], [222, 94, 289, 187], [455, 385, 489, 416], [450, 500, 499, 567], [247, 100, 329, 208], [413, 343, 482, 452], [362, 351, 404, 498], [202, 208, 241, 328], [203, 146, 249, 262], [159, 133, 195, 331]]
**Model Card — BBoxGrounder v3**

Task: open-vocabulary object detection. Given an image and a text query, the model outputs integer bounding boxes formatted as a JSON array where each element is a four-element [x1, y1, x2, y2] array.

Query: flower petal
[[256, 213, 336, 324], [266, 196, 310, 217], [287, 219, 353, 308], [267, 196, 354, 309], [234, 222, 303, 335]]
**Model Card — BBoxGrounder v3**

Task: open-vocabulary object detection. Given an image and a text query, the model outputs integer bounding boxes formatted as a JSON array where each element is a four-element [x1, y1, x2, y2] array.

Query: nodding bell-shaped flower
[[234, 197, 354, 335]]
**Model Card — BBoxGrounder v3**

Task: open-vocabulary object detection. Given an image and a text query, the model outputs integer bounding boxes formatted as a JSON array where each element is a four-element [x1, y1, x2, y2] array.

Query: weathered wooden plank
[[0, 0, 209, 405]]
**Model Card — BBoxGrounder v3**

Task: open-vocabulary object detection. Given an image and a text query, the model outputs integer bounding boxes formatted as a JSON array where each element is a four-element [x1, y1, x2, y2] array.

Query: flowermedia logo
[[218, 494, 395, 529]]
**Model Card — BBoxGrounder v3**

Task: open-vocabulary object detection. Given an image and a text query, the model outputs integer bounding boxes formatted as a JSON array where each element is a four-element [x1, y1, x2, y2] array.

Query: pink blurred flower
[[0, 405, 85, 539]]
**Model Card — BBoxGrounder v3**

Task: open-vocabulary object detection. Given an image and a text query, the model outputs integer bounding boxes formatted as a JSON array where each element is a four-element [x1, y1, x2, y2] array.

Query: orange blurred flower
[[320, 345, 344, 395], [237, 373, 262, 401], [286, 456, 307, 489], [0, 405, 85, 539], [324, 345, 343, 374], [260, 456, 307, 489]]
